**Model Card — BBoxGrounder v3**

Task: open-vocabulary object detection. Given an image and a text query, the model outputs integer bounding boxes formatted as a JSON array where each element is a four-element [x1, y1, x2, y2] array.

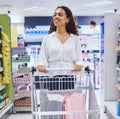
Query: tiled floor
[[7, 89, 110, 119], [7, 113, 110, 119], [7, 112, 110, 119]]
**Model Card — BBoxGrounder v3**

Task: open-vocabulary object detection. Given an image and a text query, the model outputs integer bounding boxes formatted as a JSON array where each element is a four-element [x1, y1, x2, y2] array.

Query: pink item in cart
[[63, 92, 86, 119]]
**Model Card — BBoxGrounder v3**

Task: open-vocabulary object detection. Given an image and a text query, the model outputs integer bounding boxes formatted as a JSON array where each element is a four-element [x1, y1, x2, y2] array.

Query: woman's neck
[[55, 28, 70, 44], [56, 27, 68, 35]]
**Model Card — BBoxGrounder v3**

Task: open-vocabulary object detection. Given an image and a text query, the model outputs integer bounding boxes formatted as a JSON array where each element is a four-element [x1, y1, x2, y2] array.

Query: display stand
[[12, 47, 31, 112]]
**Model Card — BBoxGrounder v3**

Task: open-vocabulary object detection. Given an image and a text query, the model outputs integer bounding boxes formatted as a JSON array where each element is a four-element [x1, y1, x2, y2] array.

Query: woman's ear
[[67, 18, 70, 23], [66, 21, 69, 24]]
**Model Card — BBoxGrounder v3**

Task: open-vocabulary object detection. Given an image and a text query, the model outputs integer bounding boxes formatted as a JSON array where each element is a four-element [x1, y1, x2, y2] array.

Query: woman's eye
[[53, 14, 56, 17], [53, 13, 64, 17], [59, 14, 63, 17]]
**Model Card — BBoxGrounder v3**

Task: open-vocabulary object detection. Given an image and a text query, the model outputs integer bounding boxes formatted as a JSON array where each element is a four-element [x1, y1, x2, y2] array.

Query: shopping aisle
[[7, 90, 110, 119]]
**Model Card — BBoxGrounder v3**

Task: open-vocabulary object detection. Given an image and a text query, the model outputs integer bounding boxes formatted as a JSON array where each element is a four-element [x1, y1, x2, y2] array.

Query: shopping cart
[[31, 67, 100, 119]]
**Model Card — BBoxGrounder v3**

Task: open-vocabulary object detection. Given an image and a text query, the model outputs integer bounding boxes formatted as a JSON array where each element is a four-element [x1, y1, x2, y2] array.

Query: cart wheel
[[11, 106, 16, 114], [32, 115, 36, 119], [13, 110, 16, 114]]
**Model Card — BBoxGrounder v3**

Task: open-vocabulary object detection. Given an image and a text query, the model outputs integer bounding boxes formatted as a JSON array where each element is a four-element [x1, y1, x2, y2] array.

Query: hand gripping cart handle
[[31, 66, 91, 76]]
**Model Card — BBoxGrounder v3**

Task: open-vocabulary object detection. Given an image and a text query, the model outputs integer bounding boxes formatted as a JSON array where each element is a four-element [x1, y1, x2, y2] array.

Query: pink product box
[[13, 75, 32, 83]]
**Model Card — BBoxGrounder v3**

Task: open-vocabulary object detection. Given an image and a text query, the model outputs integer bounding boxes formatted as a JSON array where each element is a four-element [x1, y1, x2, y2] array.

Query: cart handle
[[46, 67, 74, 71], [31, 66, 91, 74], [45, 66, 91, 74], [31, 67, 74, 72], [31, 67, 74, 74]]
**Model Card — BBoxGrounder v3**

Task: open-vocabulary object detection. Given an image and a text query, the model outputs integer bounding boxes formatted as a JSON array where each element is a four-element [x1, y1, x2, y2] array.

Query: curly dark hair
[[48, 6, 78, 35]]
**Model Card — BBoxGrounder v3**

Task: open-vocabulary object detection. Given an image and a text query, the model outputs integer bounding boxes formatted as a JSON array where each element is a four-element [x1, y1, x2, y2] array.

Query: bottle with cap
[[117, 99, 120, 116]]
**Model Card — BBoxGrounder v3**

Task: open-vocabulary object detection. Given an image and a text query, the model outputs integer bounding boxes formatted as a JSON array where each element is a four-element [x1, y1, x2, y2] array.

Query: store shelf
[[0, 102, 13, 118], [104, 101, 120, 119], [0, 85, 6, 91]]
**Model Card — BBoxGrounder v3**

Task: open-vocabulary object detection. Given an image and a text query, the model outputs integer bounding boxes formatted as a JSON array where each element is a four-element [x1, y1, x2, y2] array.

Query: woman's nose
[[54, 14, 59, 18]]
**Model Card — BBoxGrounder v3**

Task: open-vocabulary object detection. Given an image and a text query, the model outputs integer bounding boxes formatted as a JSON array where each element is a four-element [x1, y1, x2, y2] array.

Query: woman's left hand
[[73, 64, 83, 71]]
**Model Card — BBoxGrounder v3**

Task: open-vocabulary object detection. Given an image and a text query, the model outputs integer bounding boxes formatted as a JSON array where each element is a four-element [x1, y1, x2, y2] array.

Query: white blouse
[[38, 32, 83, 74]]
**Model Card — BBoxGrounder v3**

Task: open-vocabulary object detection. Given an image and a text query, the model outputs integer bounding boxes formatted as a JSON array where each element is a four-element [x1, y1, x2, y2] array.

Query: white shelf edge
[[13, 81, 31, 85], [12, 62, 30, 65], [0, 67, 3, 72], [0, 85, 6, 91], [14, 106, 31, 112], [14, 93, 31, 100], [104, 101, 120, 119], [0, 54, 2, 58], [0, 102, 13, 118], [116, 67, 120, 71], [24, 38, 42, 43], [13, 73, 31, 78]]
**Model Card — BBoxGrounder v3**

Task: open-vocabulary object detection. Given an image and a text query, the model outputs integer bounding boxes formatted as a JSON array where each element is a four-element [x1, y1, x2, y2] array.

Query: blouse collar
[[51, 31, 74, 38]]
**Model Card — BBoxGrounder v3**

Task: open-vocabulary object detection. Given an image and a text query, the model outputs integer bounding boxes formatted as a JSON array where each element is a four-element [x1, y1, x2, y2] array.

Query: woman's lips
[[54, 19, 60, 23]]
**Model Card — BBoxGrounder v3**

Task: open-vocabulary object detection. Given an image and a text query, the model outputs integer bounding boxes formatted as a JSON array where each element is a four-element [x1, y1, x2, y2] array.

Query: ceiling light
[[84, 0, 113, 7], [24, 6, 39, 11], [0, 5, 12, 8], [24, 6, 47, 12]]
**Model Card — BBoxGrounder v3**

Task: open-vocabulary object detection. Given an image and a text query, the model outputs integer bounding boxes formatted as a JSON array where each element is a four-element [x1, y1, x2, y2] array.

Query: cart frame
[[31, 67, 100, 119]]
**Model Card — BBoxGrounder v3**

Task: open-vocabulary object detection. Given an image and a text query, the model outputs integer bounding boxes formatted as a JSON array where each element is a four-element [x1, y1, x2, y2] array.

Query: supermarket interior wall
[[24, 16, 104, 28], [24, 16, 52, 28]]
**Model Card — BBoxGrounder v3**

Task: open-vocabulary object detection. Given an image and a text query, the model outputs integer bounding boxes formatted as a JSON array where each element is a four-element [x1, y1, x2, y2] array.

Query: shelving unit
[[0, 14, 13, 118], [104, 12, 120, 119], [12, 47, 32, 112]]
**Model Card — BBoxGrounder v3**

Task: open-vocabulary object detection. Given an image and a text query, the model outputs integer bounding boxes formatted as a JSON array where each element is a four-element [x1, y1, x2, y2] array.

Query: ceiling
[[0, 0, 120, 17]]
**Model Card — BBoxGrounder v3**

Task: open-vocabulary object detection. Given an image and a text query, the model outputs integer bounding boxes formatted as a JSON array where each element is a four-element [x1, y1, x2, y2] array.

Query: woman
[[37, 6, 83, 90]]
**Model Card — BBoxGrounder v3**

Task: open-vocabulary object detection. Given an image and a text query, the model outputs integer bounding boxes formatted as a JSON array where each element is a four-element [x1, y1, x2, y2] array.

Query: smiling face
[[53, 8, 69, 28]]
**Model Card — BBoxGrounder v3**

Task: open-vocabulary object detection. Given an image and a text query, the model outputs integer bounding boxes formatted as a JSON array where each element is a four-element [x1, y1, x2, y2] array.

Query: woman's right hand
[[37, 65, 47, 72]]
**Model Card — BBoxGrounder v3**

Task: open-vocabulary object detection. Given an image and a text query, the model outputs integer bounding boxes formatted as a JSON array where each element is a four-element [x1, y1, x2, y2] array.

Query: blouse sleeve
[[75, 37, 84, 66], [37, 38, 48, 67]]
